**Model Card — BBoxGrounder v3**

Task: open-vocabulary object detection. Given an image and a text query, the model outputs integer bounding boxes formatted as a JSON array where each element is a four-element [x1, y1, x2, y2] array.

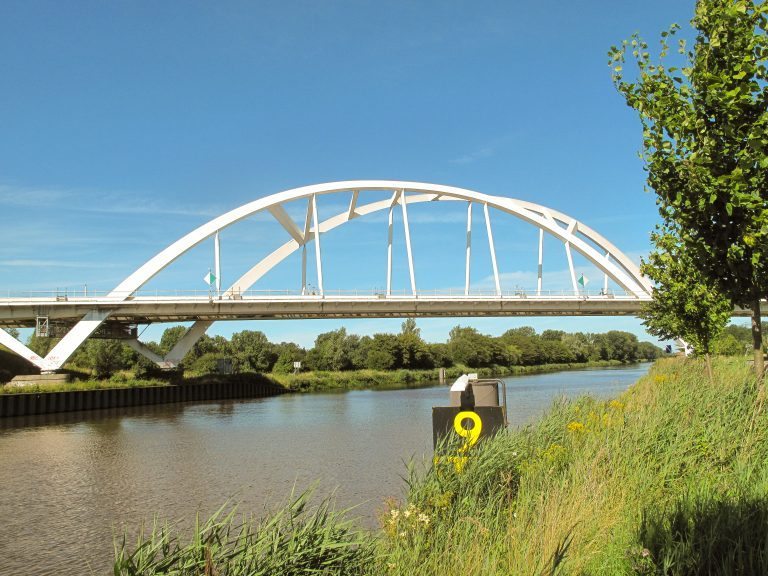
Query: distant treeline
[[7, 320, 664, 380]]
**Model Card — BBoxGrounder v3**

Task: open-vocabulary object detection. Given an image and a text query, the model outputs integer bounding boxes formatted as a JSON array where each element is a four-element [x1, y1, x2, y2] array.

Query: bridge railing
[[0, 287, 647, 301]]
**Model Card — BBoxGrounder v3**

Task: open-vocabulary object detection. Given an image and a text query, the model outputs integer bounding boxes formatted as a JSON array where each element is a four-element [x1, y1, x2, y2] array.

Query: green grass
[[0, 375, 171, 394], [0, 371, 286, 395], [372, 356, 768, 575], [269, 360, 627, 392], [114, 356, 768, 575]]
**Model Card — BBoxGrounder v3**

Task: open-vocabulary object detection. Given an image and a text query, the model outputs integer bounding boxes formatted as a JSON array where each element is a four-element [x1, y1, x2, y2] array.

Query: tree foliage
[[611, 0, 768, 373], [640, 229, 733, 358], [305, 328, 358, 371], [159, 326, 188, 355], [231, 330, 277, 372], [448, 326, 507, 368], [19, 320, 663, 380], [397, 318, 434, 369]]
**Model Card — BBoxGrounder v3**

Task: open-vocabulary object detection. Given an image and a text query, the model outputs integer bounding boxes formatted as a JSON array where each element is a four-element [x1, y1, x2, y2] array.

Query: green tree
[[638, 341, 664, 360], [499, 328, 544, 365], [159, 326, 188, 355], [27, 334, 58, 357], [91, 340, 131, 379], [397, 318, 434, 369], [540, 339, 576, 364], [427, 343, 454, 368], [593, 331, 641, 363], [305, 328, 358, 371], [363, 333, 401, 370], [272, 342, 306, 374], [185, 334, 231, 363], [231, 330, 277, 372], [713, 332, 746, 355], [541, 329, 566, 341], [448, 326, 506, 368], [611, 0, 768, 376], [133, 340, 164, 378], [722, 323, 753, 348], [71, 339, 135, 377], [561, 333, 597, 363], [640, 231, 732, 380], [189, 353, 228, 375]]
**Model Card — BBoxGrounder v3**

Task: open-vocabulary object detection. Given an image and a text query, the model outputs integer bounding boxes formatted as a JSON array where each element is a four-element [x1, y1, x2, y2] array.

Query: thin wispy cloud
[[451, 146, 495, 165], [449, 131, 525, 167], [0, 185, 69, 206], [86, 198, 223, 218], [0, 183, 225, 218], [0, 259, 122, 269], [475, 267, 618, 293]]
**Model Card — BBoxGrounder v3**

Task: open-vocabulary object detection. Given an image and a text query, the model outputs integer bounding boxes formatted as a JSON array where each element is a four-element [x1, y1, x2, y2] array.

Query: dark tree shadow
[[634, 494, 768, 575]]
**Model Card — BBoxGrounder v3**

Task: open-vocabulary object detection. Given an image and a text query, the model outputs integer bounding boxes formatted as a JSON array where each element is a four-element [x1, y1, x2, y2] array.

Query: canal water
[[0, 363, 650, 576]]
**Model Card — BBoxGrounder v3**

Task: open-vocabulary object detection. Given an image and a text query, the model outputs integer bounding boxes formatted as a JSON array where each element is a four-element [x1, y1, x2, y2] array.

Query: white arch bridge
[[0, 180, 667, 372]]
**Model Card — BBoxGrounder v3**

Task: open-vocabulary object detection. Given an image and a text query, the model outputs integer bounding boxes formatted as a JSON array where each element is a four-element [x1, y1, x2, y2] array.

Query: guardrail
[[0, 287, 644, 300]]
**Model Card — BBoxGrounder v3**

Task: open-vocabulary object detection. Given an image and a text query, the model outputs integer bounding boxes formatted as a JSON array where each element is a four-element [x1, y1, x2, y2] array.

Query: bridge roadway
[[1, 290, 661, 328]]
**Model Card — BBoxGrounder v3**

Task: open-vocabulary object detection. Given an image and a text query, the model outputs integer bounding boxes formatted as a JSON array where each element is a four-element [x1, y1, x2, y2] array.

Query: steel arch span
[[0, 180, 653, 371]]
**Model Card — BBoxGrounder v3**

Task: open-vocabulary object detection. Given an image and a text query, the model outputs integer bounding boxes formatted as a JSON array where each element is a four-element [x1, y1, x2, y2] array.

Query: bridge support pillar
[[42, 309, 112, 371], [125, 339, 175, 369], [0, 328, 46, 370], [165, 321, 214, 366]]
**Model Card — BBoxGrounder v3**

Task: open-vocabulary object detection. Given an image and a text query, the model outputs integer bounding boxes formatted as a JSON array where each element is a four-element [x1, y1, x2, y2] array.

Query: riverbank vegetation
[[114, 356, 768, 575], [268, 359, 627, 392], [0, 351, 627, 395], [2, 320, 662, 385]]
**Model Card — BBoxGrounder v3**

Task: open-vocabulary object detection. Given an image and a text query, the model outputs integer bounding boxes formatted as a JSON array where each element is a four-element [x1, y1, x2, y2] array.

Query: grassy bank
[[374, 355, 768, 574], [0, 371, 286, 396], [0, 360, 629, 394], [0, 375, 171, 395], [269, 359, 628, 392], [114, 357, 768, 575]]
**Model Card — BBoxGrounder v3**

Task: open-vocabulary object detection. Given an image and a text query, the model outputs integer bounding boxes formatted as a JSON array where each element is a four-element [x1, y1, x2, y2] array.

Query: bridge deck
[[1, 293, 663, 327]]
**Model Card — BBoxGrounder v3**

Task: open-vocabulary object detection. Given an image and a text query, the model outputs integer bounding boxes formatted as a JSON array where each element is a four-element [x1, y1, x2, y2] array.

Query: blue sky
[[0, 0, 711, 348]]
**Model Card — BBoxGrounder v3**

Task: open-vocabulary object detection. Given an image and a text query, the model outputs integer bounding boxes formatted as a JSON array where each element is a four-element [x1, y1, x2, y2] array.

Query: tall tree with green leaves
[[641, 228, 733, 381], [611, 0, 768, 376], [398, 318, 434, 369]]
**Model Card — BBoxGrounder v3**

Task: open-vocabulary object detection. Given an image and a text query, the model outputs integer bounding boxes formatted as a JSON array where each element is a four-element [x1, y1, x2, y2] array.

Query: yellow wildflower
[[609, 400, 624, 411], [567, 421, 585, 433]]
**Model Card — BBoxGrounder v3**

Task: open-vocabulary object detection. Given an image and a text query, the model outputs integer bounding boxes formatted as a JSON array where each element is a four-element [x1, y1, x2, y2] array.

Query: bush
[[189, 352, 228, 375]]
